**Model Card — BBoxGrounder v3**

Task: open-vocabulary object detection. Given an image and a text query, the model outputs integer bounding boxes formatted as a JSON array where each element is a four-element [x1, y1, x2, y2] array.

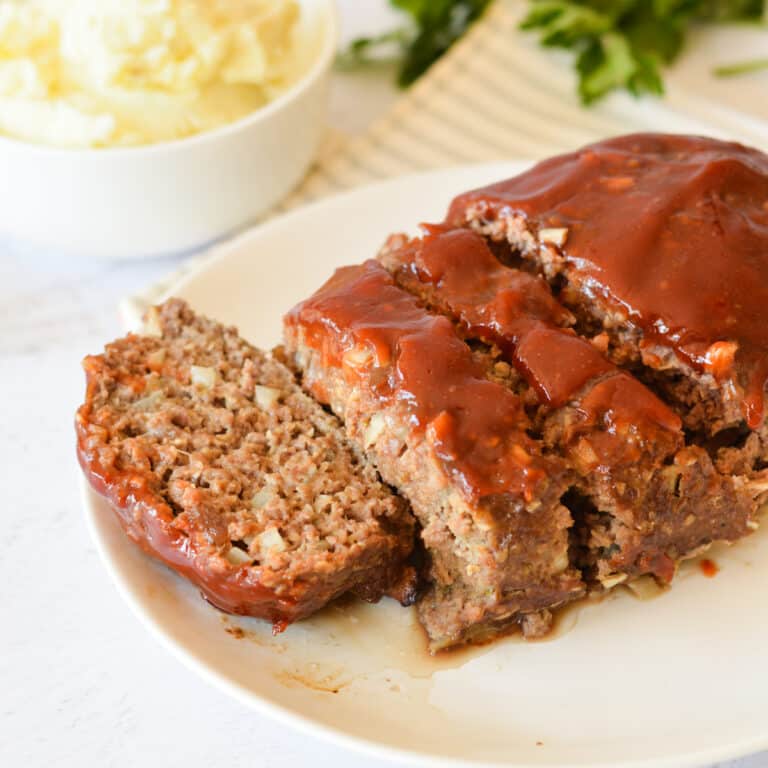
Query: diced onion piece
[[343, 346, 373, 369], [539, 227, 569, 247], [133, 390, 165, 410], [553, 549, 570, 573], [255, 385, 281, 409], [143, 306, 163, 338], [660, 466, 681, 493], [600, 572, 627, 589], [251, 487, 276, 509], [146, 349, 166, 367], [363, 413, 386, 447], [673, 447, 699, 467], [225, 547, 251, 566], [625, 574, 665, 601], [572, 438, 599, 469], [258, 527, 286, 556], [191, 365, 217, 388], [746, 474, 768, 498]]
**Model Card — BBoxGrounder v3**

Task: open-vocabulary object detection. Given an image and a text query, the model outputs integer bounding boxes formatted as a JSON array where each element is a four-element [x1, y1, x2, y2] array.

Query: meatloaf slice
[[284, 260, 585, 651], [446, 133, 768, 441], [77, 299, 416, 631], [378, 225, 757, 587]]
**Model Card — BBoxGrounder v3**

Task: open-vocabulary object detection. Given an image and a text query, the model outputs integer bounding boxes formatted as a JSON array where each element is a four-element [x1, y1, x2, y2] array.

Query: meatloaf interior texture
[[77, 299, 416, 631], [284, 132, 768, 651]]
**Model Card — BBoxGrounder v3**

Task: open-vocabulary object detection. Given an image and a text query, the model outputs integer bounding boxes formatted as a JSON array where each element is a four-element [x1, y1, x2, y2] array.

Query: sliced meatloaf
[[378, 224, 756, 588], [284, 260, 585, 650], [77, 299, 416, 630], [447, 133, 768, 442]]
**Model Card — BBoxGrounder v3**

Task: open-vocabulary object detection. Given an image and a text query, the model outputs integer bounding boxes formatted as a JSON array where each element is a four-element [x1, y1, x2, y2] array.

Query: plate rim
[[85, 164, 768, 768]]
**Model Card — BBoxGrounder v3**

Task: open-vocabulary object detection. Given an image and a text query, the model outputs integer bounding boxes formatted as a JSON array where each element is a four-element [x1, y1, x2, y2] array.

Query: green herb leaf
[[521, 0, 764, 104], [520, 1, 614, 47], [577, 34, 637, 103], [340, 0, 492, 88], [335, 29, 407, 72], [714, 58, 768, 76], [697, 0, 763, 19], [340, 0, 765, 103]]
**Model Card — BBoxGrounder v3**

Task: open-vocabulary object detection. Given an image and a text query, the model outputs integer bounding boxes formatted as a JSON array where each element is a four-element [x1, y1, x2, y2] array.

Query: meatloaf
[[447, 133, 768, 440], [77, 299, 416, 631], [378, 224, 756, 588], [284, 260, 585, 650], [446, 133, 768, 560], [284, 132, 768, 651]]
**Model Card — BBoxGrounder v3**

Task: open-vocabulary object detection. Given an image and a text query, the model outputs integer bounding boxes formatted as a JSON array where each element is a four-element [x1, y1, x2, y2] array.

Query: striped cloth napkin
[[123, 0, 768, 323]]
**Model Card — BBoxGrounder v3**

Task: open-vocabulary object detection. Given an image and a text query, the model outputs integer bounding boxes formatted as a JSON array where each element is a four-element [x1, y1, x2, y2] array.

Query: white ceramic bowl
[[0, 0, 337, 260]]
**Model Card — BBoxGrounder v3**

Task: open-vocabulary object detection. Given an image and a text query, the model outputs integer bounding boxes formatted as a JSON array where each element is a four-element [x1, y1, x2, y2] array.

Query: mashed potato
[[0, 0, 301, 148]]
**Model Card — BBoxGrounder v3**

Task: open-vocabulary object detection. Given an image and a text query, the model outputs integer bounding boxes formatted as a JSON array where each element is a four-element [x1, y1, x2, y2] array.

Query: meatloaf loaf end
[[378, 224, 756, 588], [284, 260, 585, 650], [77, 299, 416, 631]]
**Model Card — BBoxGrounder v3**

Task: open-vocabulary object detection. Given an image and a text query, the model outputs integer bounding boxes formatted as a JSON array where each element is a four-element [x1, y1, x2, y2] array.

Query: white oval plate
[[83, 164, 768, 768]]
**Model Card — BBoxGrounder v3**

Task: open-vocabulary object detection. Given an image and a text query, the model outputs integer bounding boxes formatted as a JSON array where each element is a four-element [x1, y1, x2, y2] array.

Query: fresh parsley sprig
[[341, 0, 766, 104], [338, 0, 492, 87], [520, 0, 765, 104]]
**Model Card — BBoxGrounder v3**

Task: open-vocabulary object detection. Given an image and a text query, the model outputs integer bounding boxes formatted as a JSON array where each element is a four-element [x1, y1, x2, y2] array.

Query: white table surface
[[1, 3, 765, 767]]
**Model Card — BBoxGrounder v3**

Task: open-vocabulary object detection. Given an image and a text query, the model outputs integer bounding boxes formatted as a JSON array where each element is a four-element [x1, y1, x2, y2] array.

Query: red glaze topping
[[382, 225, 681, 438], [513, 327, 613, 408], [448, 133, 768, 428], [415, 224, 573, 337], [570, 373, 681, 466], [285, 259, 552, 502]]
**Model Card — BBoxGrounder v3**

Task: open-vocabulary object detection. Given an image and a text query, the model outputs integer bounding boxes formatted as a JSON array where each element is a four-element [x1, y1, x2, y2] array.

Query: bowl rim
[[0, 0, 338, 158]]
